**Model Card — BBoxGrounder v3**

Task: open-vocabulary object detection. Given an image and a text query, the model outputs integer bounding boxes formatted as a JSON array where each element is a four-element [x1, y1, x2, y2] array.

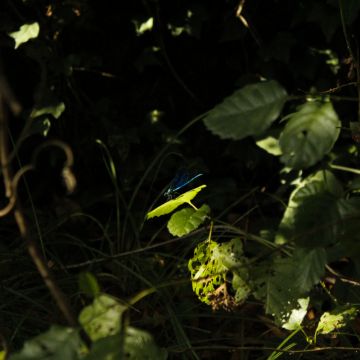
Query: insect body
[[164, 171, 203, 199]]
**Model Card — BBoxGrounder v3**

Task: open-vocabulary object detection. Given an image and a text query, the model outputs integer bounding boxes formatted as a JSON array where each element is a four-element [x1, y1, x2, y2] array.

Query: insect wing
[[164, 170, 203, 198]]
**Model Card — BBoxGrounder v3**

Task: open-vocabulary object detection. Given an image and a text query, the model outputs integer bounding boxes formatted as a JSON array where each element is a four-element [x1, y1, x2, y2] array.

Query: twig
[[326, 264, 360, 287], [0, 60, 77, 327], [339, 0, 360, 121]]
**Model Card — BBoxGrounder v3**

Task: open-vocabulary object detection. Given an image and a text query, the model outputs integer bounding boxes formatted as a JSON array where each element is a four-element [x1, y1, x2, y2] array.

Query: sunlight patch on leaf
[[133, 17, 154, 36], [282, 297, 309, 330], [316, 306, 358, 335], [9, 22, 40, 49], [27, 118, 51, 137], [146, 185, 206, 219], [167, 204, 210, 237], [188, 238, 250, 310], [167, 23, 191, 36], [256, 136, 282, 156], [31, 102, 66, 119]]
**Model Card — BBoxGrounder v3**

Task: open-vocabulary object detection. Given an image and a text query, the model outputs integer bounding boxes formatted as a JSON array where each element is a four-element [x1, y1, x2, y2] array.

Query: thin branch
[[0, 61, 77, 327], [339, 0, 360, 121]]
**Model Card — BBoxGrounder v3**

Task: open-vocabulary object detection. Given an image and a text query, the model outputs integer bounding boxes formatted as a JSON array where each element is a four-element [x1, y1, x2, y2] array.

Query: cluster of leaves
[[7, 291, 167, 360], [144, 75, 360, 343], [3, 0, 360, 359]]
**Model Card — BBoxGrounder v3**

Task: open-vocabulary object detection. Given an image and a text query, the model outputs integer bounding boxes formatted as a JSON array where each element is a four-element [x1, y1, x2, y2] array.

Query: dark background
[[1, 0, 360, 358]]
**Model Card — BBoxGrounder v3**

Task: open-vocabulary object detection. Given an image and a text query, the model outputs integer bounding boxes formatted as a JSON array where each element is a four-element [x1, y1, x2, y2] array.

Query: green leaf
[[9, 22, 40, 49], [79, 294, 127, 341], [266, 248, 326, 325], [25, 103, 66, 138], [133, 17, 154, 36], [293, 248, 327, 293], [188, 240, 226, 306], [276, 170, 342, 246], [31, 103, 66, 119], [279, 101, 340, 169], [9, 326, 82, 360], [146, 185, 206, 219], [188, 238, 250, 309], [256, 136, 282, 156], [83, 328, 167, 360], [266, 258, 303, 323], [316, 306, 358, 335], [167, 204, 210, 236], [282, 297, 309, 330], [203, 80, 287, 140], [337, 198, 360, 258], [291, 193, 339, 247], [79, 272, 101, 298]]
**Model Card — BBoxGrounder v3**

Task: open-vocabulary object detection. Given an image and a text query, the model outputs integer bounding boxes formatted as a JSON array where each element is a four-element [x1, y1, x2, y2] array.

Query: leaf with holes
[[203, 80, 287, 140], [316, 306, 358, 335], [279, 101, 340, 169], [188, 238, 250, 310]]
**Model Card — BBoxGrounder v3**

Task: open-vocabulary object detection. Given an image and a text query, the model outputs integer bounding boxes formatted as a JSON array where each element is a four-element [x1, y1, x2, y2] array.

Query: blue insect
[[164, 170, 203, 199]]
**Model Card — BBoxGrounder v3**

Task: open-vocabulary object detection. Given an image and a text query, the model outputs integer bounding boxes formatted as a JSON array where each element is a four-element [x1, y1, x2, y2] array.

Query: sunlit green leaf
[[79, 294, 127, 341], [282, 297, 309, 330], [27, 118, 51, 137], [188, 238, 250, 309], [203, 80, 287, 140], [133, 17, 154, 36], [9, 326, 82, 360], [9, 22, 40, 49], [167, 204, 210, 236], [279, 101, 340, 169], [256, 136, 282, 156], [31, 102, 66, 119], [146, 185, 206, 219], [316, 306, 358, 335]]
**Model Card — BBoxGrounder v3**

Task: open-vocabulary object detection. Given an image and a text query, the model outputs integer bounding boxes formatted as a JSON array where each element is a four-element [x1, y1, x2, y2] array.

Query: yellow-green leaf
[[146, 185, 206, 219], [9, 22, 40, 49]]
